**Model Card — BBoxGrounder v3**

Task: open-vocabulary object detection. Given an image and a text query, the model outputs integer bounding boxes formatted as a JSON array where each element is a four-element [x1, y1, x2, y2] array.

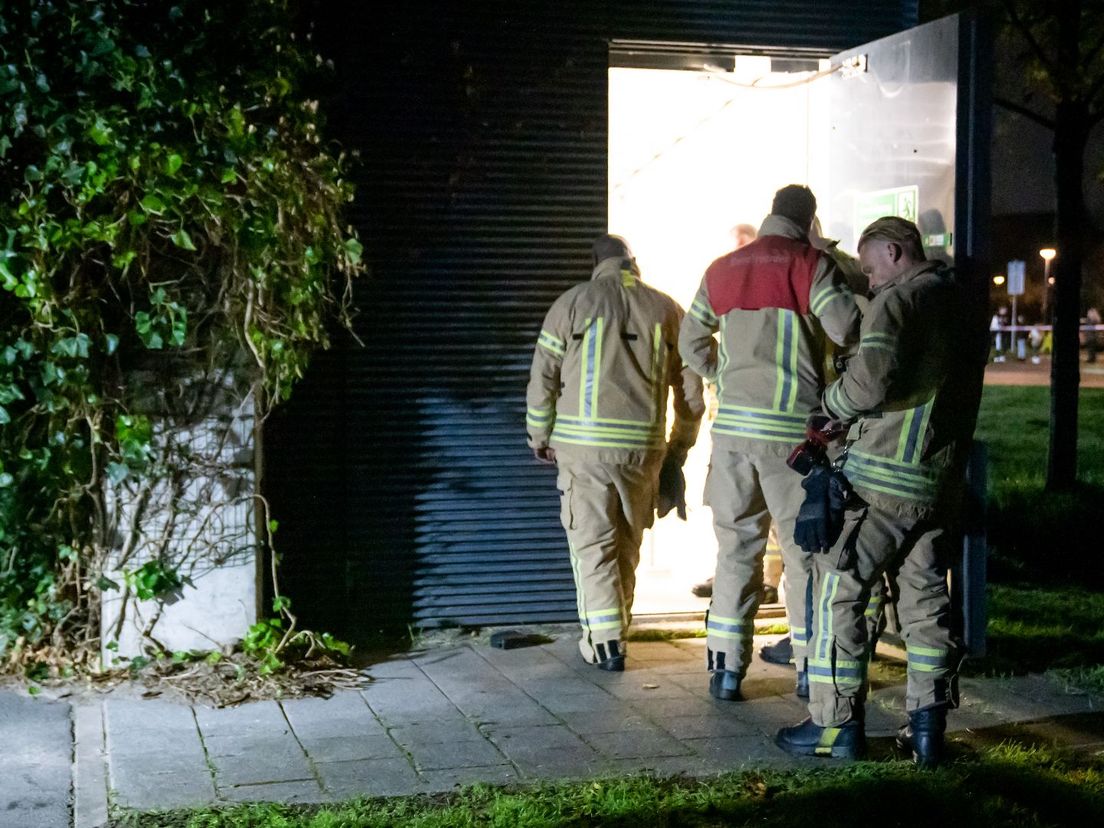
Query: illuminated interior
[[609, 57, 834, 616]]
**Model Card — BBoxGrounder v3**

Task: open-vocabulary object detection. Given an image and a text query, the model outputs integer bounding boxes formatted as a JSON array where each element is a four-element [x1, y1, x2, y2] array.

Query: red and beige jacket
[[679, 215, 860, 458]]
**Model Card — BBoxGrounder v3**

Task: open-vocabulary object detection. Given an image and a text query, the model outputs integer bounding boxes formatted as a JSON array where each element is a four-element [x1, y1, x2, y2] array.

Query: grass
[[119, 743, 1104, 827], [973, 385, 1104, 587]]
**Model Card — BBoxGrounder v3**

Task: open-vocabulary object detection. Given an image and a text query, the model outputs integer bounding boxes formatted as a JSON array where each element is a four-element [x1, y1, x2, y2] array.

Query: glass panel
[[825, 15, 959, 262]]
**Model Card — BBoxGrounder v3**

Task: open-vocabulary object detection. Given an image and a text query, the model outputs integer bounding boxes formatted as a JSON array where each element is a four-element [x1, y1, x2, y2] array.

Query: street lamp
[[1040, 248, 1056, 320]]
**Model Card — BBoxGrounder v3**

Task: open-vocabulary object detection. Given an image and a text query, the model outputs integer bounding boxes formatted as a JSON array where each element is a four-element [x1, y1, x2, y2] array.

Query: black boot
[[709, 670, 742, 701], [759, 636, 794, 666], [795, 671, 809, 699], [896, 706, 946, 769], [775, 717, 866, 760]]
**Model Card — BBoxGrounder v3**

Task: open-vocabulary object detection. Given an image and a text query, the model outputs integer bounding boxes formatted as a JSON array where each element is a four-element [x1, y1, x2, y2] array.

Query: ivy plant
[[0, 0, 363, 672]]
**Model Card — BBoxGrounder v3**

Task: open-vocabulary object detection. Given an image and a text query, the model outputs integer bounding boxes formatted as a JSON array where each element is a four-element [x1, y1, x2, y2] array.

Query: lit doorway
[[608, 55, 832, 616]]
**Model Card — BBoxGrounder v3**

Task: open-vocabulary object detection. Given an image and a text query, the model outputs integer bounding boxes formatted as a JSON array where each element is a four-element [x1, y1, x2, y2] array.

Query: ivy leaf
[[105, 462, 129, 483], [344, 237, 363, 265], [170, 228, 196, 250], [165, 153, 183, 175], [104, 333, 119, 355], [0, 472, 14, 487], [139, 193, 166, 214], [0, 406, 9, 425], [88, 117, 113, 146]]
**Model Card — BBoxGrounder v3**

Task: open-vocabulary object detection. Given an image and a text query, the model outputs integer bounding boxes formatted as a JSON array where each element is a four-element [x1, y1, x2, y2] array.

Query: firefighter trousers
[[557, 457, 661, 664], [808, 499, 960, 727], [705, 448, 811, 677]]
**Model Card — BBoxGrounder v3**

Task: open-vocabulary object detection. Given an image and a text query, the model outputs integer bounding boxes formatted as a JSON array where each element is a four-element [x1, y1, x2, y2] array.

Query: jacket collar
[[871, 259, 946, 295], [592, 257, 640, 281], [757, 214, 810, 241]]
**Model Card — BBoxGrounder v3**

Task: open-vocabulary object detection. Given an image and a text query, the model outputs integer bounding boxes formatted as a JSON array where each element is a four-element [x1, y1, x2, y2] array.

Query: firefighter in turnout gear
[[776, 216, 969, 766], [526, 235, 705, 671], [678, 185, 860, 701]]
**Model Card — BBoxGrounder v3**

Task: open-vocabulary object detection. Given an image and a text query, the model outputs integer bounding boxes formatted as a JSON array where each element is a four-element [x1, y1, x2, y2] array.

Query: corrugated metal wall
[[263, 1, 919, 636]]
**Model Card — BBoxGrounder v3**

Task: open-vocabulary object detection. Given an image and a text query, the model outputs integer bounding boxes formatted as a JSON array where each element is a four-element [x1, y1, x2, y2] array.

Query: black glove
[[656, 453, 687, 520], [794, 466, 853, 553]]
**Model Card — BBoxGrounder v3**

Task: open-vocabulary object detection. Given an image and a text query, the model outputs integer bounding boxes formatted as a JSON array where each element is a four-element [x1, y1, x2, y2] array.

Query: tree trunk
[[1046, 99, 1089, 491]]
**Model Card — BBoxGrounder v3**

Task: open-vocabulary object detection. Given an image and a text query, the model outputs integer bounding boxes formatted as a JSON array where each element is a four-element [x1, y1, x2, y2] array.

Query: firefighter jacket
[[822, 260, 965, 513], [526, 257, 705, 465], [678, 215, 861, 458]]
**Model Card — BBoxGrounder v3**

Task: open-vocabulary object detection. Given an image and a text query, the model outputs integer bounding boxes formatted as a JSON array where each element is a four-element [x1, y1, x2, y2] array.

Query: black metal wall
[[263, 1, 919, 636]]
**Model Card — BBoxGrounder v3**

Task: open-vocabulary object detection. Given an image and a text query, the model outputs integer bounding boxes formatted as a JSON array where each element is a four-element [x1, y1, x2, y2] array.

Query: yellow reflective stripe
[[621, 268, 637, 288], [908, 645, 949, 657], [810, 284, 851, 315], [553, 434, 663, 449], [591, 317, 603, 418], [579, 317, 592, 417], [860, 340, 895, 353], [690, 296, 717, 326], [896, 408, 918, 461], [538, 330, 566, 356], [707, 614, 745, 626], [713, 414, 805, 432], [651, 323, 663, 423], [717, 316, 729, 397]]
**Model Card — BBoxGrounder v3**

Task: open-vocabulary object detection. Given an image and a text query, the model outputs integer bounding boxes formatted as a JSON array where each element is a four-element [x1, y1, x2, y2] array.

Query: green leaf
[[0, 406, 10, 425], [170, 228, 196, 250], [105, 462, 129, 483], [97, 578, 122, 593], [88, 117, 113, 146], [344, 237, 363, 264], [139, 193, 166, 214], [165, 153, 183, 175], [0, 473, 14, 487], [104, 333, 119, 355], [267, 518, 279, 534]]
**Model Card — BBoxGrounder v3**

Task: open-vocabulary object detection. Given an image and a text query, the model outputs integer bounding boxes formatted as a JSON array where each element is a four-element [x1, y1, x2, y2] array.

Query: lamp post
[[1040, 247, 1056, 322]]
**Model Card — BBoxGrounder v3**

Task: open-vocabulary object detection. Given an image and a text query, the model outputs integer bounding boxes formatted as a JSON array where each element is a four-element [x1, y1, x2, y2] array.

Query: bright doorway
[[608, 55, 833, 616]]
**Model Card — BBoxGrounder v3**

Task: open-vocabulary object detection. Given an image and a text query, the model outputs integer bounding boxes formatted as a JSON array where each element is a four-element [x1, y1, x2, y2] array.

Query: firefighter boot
[[709, 670, 742, 701], [759, 636, 794, 666], [795, 670, 809, 699], [775, 717, 866, 760], [896, 705, 947, 769]]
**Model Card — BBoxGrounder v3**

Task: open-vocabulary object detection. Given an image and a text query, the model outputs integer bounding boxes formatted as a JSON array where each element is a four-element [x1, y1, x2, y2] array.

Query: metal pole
[[1043, 258, 1052, 321], [1011, 294, 1018, 356]]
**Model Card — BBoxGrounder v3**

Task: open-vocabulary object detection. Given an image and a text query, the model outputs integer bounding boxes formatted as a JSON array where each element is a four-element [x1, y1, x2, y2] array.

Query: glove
[[656, 453, 687, 520], [794, 465, 831, 552], [794, 466, 853, 553]]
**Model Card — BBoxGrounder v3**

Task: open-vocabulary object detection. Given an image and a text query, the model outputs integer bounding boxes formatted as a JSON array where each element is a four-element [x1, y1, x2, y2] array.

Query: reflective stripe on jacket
[[526, 258, 705, 464], [678, 215, 860, 458], [822, 260, 963, 510]]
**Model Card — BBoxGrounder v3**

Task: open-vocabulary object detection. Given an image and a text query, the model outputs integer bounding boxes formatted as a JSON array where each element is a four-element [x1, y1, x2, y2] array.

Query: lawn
[[973, 385, 1104, 587], [119, 743, 1104, 827]]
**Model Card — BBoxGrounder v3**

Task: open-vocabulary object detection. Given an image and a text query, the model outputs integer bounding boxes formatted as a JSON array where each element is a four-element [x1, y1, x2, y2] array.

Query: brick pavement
[[4, 630, 1102, 827]]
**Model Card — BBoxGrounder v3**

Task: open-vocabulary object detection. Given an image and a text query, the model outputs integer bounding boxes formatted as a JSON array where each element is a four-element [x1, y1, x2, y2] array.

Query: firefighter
[[775, 216, 968, 767], [526, 234, 705, 671], [678, 185, 860, 701]]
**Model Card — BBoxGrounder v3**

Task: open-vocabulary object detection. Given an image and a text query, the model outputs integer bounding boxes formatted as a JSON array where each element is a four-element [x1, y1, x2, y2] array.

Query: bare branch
[[1002, 0, 1063, 87], [995, 96, 1057, 129]]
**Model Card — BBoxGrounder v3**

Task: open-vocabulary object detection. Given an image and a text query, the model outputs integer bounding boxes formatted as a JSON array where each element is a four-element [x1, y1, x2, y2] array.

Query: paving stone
[[513, 677, 614, 701], [626, 642, 698, 662], [317, 757, 422, 798], [362, 657, 423, 680], [195, 700, 290, 737], [210, 743, 314, 787], [535, 689, 625, 715], [281, 691, 383, 740], [589, 671, 700, 701], [103, 697, 196, 736], [658, 713, 759, 740], [557, 709, 656, 735], [406, 737, 508, 771], [112, 768, 217, 812], [486, 723, 600, 772], [448, 690, 559, 726], [73, 703, 108, 828], [221, 779, 329, 804], [626, 694, 720, 719], [360, 676, 463, 724], [421, 763, 521, 792], [586, 727, 692, 760], [110, 747, 208, 780], [202, 732, 301, 759], [301, 734, 405, 763], [389, 719, 484, 746], [597, 755, 717, 778]]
